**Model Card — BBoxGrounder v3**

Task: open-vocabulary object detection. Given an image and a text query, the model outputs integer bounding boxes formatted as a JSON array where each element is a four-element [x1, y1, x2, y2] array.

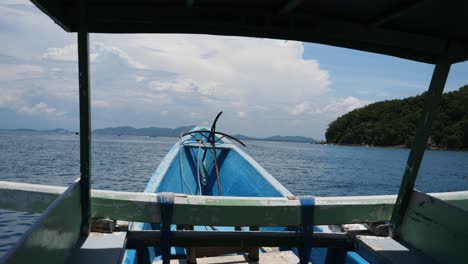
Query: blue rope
[[299, 196, 315, 264], [158, 192, 174, 264]]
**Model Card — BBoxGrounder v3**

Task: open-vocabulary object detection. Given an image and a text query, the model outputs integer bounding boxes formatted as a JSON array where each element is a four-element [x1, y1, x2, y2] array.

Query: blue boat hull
[[123, 127, 367, 264]]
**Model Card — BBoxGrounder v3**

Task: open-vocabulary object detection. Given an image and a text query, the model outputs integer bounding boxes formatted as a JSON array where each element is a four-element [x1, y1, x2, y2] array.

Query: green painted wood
[[91, 189, 162, 224], [399, 191, 468, 264], [427, 191, 468, 210], [0, 181, 82, 264], [1, 181, 467, 227], [0, 181, 66, 212], [391, 61, 451, 236]]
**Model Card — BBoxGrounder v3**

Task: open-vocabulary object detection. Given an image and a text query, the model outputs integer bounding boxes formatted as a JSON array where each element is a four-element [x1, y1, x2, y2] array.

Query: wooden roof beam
[[370, 0, 427, 27], [278, 0, 304, 15], [186, 0, 194, 8]]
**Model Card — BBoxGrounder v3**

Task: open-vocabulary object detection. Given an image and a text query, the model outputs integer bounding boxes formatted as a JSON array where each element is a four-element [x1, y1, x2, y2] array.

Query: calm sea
[[0, 131, 467, 256]]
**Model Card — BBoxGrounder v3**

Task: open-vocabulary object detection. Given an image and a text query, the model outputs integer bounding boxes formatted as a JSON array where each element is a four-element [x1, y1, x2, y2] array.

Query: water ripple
[[0, 132, 467, 256]]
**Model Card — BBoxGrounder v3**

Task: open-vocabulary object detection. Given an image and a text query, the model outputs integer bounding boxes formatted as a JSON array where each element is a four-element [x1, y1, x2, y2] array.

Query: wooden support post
[[185, 225, 197, 264], [248, 226, 260, 261], [78, 0, 91, 237], [390, 60, 451, 236]]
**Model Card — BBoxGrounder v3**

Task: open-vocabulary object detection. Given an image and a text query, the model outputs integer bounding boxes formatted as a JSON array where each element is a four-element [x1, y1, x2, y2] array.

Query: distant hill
[[93, 126, 316, 143], [2, 125, 317, 143], [325, 85, 468, 150], [0, 128, 71, 133], [235, 134, 317, 143], [93, 125, 196, 137], [45, 128, 69, 133]]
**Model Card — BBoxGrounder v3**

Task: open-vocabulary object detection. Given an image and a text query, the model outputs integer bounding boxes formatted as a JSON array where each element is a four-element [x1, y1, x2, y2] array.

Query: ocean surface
[[0, 131, 467, 257]]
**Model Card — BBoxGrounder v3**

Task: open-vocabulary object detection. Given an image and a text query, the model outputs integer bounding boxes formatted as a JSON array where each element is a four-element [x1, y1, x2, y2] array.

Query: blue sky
[[1, 0, 467, 140]]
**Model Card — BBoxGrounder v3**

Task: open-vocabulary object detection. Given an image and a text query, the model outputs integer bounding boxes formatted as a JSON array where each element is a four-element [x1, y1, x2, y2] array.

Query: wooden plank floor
[[153, 251, 299, 264]]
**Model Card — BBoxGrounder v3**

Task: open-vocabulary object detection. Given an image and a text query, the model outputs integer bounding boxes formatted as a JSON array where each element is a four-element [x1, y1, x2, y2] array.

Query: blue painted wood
[[123, 127, 368, 264]]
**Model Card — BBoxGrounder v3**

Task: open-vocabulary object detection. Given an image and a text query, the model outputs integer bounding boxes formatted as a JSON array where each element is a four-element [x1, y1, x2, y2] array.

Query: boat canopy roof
[[31, 0, 468, 64]]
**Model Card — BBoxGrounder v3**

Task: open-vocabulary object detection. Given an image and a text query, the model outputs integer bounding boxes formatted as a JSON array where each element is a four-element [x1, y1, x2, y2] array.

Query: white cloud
[[0, 91, 22, 109], [288, 102, 312, 116], [135, 36, 329, 102], [0, 1, 374, 138], [18, 102, 65, 116], [0, 92, 66, 118], [92, 42, 144, 69], [91, 99, 111, 109], [148, 79, 197, 93], [0, 64, 43, 80], [2, 0, 31, 4], [323, 96, 371, 115], [42, 42, 143, 68], [42, 44, 78, 61], [237, 111, 247, 118]]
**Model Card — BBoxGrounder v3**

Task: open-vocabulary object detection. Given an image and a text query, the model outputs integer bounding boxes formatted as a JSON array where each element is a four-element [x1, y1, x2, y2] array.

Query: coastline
[[315, 142, 468, 152]]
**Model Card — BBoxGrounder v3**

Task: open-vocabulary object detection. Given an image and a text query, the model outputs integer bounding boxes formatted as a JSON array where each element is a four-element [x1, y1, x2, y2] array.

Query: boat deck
[[153, 251, 299, 264], [68, 232, 127, 264]]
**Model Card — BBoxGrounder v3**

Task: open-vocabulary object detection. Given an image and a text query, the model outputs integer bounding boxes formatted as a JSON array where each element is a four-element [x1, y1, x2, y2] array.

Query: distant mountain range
[[1, 128, 70, 133], [234, 134, 317, 143], [2, 126, 317, 143], [93, 125, 195, 137], [94, 126, 317, 143]]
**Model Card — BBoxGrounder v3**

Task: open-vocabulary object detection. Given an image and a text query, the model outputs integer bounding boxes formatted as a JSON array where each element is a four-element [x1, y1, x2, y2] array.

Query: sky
[[1, 1, 467, 140]]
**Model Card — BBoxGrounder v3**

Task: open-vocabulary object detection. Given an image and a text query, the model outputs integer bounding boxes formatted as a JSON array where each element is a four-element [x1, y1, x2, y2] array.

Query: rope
[[179, 133, 193, 195], [196, 139, 203, 195]]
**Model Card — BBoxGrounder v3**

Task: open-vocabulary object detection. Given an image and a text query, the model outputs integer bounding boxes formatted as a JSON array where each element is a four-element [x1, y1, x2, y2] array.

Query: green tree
[[325, 85, 468, 150]]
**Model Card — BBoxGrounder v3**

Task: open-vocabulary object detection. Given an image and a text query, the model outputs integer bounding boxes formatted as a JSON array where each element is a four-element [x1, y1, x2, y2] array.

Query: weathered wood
[[278, 0, 304, 15], [1, 181, 467, 226], [0, 181, 82, 264], [355, 235, 437, 264], [154, 251, 299, 264], [399, 191, 468, 263], [191, 247, 247, 258], [390, 61, 451, 235], [184, 225, 197, 264], [90, 218, 116, 233], [0, 181, 66, 212], [248, 226, 259, 261], [369, 0, 426, 27], [126, 230, 350, 249], [67, 232, 127, 264]]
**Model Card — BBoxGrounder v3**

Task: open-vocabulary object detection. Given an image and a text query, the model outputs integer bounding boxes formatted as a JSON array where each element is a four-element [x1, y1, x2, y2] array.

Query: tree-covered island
[[325, 85, 468, 150]]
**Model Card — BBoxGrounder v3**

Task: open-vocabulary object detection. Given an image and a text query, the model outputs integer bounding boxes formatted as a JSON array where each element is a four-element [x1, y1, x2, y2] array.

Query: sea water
[[0, 131, 467, 256]]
